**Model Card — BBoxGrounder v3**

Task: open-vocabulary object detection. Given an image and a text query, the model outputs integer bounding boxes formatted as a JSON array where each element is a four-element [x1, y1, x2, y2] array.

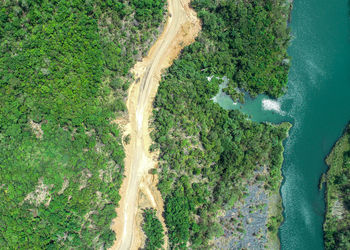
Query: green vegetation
[[0, 0, 165, 248], [324, 123, 350, 249], [266, 179, 285, 249], [151, 0, 292, 248], [192, 0, 291, 100], [142, 208, 164, 250]]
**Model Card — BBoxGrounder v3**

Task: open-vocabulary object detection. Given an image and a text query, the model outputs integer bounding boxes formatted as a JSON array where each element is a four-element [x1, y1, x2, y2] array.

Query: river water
[[213, 0, 350, 249]]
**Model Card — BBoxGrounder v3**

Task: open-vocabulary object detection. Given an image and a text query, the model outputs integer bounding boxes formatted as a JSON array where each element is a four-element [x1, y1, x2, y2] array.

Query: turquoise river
[[214, 0, 350, 249]]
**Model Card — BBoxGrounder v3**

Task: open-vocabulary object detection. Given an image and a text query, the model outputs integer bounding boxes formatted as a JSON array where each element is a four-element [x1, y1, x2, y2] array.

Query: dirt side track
[[110, 0, 200, 249]]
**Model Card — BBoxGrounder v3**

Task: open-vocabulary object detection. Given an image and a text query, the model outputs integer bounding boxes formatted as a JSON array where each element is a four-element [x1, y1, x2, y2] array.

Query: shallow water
[[212, 77, 291, 124], [213, 0, 350, 249]]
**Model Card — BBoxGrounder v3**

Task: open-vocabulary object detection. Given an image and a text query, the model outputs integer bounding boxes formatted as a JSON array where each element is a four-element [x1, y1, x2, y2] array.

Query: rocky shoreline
[[213, 167, 281, 250], [214, 123, 291, 249]]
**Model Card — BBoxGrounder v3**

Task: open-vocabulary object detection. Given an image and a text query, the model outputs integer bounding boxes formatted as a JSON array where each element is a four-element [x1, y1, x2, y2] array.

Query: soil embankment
[[110, 0, 200, 249]]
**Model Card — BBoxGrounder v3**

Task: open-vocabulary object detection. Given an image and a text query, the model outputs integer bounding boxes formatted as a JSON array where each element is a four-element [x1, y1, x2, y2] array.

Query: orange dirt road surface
[[110, 0, 200, 249]]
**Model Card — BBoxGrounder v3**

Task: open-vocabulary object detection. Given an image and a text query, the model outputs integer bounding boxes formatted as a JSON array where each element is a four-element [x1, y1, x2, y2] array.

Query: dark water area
[[279, 0, 350, 249], [213, 0, 350, 249]]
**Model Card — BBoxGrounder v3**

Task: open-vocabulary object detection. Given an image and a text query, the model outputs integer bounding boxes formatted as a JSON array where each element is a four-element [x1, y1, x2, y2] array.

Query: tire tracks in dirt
[[110, 0, 200, 249]]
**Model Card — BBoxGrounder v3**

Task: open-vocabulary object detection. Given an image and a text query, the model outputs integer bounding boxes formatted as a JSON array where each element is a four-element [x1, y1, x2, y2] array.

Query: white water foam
[[262, 99, 285, 115], [207, 75, 214, 81]]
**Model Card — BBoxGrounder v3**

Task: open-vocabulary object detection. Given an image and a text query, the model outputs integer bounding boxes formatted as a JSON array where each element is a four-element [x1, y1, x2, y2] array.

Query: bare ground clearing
[[110, 0, 200, 249]]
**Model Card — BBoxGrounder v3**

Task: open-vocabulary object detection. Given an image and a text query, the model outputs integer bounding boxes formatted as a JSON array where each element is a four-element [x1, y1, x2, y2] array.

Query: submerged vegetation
[[151, 0, 292, 248], [324, 123, 350, 249], [0, 0, 165, 248]]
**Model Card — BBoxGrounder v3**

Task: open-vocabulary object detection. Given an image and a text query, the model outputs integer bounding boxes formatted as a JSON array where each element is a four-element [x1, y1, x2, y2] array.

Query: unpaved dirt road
[[110, 0, 200, 249]]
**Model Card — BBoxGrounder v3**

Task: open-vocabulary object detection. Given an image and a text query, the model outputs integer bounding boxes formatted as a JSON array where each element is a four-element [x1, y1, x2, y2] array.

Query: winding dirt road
[[110, 0, 200, 249]]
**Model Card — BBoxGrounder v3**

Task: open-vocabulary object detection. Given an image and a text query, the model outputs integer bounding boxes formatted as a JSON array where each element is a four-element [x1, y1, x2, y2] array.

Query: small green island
[[323, 123, 350, 249]]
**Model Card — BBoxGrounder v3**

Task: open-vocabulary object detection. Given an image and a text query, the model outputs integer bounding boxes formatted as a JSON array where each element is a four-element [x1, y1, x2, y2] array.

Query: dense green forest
[[142, 208, 164, 249], [324, 123, 350, 249], [192, 0, 290, 100], [151, 0, 291, 248], [0, 0, 165, 248]]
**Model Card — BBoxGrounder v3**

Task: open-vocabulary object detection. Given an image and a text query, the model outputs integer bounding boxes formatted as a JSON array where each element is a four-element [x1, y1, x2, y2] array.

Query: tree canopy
[[0, 0, 165, 248]]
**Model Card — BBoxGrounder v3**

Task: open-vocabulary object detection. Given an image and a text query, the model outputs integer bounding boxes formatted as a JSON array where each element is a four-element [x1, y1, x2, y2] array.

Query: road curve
[[110, 0, 200, 249]]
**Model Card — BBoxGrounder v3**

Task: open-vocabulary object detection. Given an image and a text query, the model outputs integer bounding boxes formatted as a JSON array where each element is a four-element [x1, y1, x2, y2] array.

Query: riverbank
[[213, 122, 291, 249], [323, 123, 350, 249], [267, 122, 292, 249]]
